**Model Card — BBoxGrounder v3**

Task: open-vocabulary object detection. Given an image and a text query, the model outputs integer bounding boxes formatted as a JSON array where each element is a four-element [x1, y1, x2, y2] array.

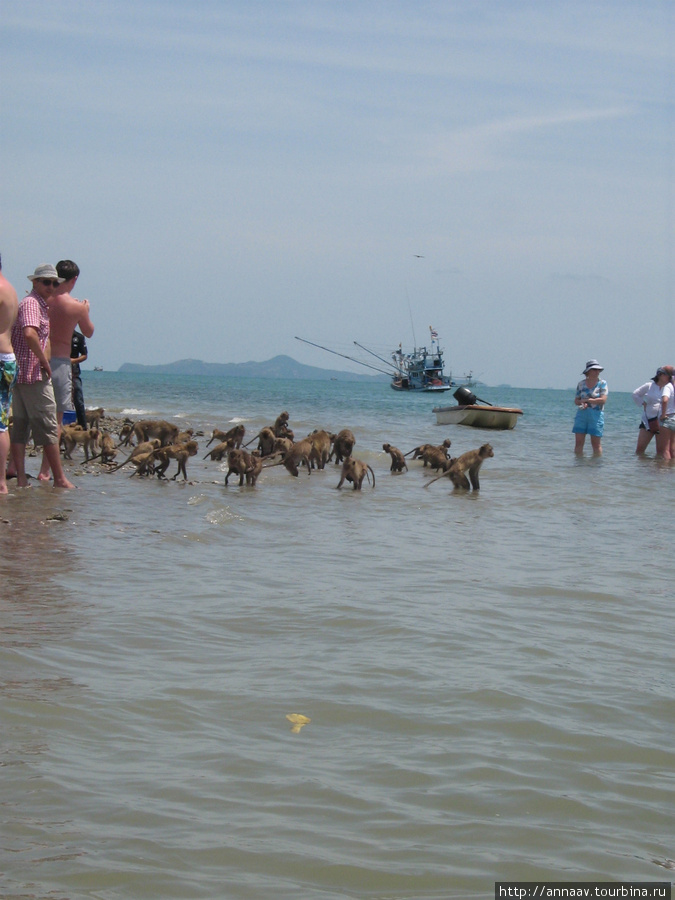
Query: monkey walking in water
[[404, 438, 451, 465], [336, 457, 375, 490], [107, 439, 162, 474], [382, 443, 408, 472], [154, 440, 199, 481], [425, 443, 494, 491]]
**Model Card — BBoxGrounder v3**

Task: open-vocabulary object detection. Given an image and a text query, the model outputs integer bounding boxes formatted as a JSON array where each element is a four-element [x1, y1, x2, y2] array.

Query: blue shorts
[[573, 406, 604, 437]]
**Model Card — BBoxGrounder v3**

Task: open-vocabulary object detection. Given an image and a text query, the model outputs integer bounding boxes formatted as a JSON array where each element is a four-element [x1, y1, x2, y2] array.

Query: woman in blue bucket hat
[[573, 360, 608, 455]]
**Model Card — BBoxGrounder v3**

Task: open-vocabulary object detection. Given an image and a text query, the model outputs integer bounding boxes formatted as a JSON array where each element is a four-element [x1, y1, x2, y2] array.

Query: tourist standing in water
[[632, 367, 674, 455], [573, 359, 608, 455], [657, 371, 675, 460], [10, 265, 74, 489], [38, 260, 94, 479]]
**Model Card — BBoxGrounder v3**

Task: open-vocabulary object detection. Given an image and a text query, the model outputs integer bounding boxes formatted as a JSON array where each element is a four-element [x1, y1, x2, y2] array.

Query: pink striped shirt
[[11, 289, 50, 384]]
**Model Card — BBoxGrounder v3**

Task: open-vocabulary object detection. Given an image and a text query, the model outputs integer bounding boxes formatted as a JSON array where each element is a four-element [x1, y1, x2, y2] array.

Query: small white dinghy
[[433, 388, 523, 430]]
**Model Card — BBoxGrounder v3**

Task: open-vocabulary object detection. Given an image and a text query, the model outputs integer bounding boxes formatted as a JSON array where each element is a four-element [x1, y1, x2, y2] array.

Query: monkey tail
[[107, 452, 137, 473], [261, 456, 285, 469], [368, 465, 375, 488], [423, 469, 450, 488]]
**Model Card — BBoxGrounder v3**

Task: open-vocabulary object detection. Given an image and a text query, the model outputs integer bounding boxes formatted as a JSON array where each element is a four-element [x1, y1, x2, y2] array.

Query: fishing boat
[[390, 329, 452, 392], [296, 327, 453, 393], [433, 388, 523, 430]]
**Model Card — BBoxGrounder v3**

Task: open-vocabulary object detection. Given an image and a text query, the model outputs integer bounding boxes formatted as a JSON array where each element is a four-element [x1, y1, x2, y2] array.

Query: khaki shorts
[[10, 377, 59, 446], [51, 356, 74, 414]]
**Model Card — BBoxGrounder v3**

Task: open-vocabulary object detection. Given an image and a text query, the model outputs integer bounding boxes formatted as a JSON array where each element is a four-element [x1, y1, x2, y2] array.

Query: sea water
[[1, 373, 674, 900]]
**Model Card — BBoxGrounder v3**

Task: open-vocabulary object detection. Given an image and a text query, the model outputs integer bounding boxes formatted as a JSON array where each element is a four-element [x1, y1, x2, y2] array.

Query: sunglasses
[[38, 279, 60, 287]]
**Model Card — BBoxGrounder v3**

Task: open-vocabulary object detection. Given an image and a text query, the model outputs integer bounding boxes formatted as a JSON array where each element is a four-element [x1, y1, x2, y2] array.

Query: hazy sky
[[1, 1, 672, 389]]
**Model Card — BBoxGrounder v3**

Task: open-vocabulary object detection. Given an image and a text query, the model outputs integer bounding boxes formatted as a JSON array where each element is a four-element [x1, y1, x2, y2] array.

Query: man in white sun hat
[[9, 265, 75, 488]]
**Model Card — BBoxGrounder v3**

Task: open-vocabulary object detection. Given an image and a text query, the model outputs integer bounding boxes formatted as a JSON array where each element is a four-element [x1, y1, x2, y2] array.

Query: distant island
[[118, 354, 386, 382]]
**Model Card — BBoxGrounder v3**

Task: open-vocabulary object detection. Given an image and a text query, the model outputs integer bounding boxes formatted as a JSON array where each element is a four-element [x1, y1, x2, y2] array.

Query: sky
[[1, 0, 672, 390]]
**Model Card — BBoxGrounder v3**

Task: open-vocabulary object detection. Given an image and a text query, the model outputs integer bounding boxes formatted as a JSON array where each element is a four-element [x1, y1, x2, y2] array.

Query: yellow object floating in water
[[286, 713, 311, 733]]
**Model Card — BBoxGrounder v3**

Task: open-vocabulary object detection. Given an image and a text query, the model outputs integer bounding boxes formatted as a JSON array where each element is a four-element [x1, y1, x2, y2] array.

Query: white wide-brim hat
[[28, 264, 64, 283], [583, 359, 604, 374]]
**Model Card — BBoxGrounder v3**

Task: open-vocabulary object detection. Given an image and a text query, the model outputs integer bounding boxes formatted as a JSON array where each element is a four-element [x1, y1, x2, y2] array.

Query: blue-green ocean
[[1, 372, 673, 899]]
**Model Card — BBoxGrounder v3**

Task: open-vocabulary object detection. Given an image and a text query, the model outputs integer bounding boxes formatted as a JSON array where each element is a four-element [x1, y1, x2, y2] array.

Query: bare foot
[[53, 477, 76, 489], [0, 484, 8, 495], [38, 472, 52, 482]]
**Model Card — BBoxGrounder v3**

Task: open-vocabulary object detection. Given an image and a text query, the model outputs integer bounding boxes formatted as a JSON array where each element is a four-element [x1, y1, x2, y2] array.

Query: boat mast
[[404, 283, 417, 349]]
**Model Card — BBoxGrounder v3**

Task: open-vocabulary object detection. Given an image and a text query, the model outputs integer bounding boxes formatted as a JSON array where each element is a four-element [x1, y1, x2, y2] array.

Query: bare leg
[[10, 442, 29, 487], [656, 428, 670, 459], [39, 412, 63, 480], [43, 441, 75, 488], [574, 433, 586, 455], [0, 430, 9, 493], [635, 428, 653, 455], [590, 435, 602, 455]]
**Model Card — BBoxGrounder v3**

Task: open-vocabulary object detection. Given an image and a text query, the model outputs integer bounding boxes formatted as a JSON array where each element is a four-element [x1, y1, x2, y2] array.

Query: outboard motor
[[453, 386, 477, 406]]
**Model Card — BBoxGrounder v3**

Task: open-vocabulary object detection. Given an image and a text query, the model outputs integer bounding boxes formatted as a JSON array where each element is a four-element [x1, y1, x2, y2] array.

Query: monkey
[[336, 456, 375, 490], [382, 443, 408, 472], [154, 440, 199, 481], [107, 439, 162, 474], [224, 448, 258, 486], [245, 453, 263, 486], [61, 425, 100, 461], [421, 447, 453, 473], [85, 407, 105, 430], [256, 427, 277, 457], [127, 448, 160, 477], [118, 420, 135, 445], [405, 438, 452, 464], [206, 424, 245, 448], [306, 429, 333, 469], [280, 438, 314, 477], [174, 428, 194, 444], [98, 432, 118, 464], [203, 439, 236, 461], [272, 436, 294, 456], [425, 443, 494, 491], [421, 439, 452, 467], [243, 426, 277, 456], [329, 429, 355, 464], [273, 411, 294, 439], [122, 419, 179, 448], [404, 443, 434, 459]]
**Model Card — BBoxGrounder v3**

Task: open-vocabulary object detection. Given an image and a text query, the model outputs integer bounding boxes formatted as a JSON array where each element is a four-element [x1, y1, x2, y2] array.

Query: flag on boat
[[429, 327, 439, 340]]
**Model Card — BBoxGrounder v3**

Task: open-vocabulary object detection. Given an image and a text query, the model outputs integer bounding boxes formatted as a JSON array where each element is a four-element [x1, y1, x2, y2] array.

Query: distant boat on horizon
[[93, 366, 103, 371]]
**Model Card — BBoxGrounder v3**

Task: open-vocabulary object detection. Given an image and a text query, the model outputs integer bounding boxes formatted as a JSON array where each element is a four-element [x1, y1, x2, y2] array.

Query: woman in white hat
[[573, 360, 608, 455], [632, 366, 675, 455]]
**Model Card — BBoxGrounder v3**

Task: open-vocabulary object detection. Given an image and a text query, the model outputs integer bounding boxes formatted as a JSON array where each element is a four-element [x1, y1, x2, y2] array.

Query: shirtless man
[[39, 260, 94, 479], [0, 254, 19, 494], [10, 264, 74, 489]]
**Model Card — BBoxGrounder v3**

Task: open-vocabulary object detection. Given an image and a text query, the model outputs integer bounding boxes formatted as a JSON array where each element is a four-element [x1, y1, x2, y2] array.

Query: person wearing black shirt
[[70, 329, 88, 428]]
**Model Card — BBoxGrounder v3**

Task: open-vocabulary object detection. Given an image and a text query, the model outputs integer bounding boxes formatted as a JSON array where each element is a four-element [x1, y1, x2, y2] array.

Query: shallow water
[[1, 375, 674, 899]]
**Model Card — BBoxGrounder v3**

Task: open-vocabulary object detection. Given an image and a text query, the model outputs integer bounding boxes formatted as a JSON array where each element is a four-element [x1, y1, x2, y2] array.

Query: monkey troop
[[57, 409, 495, 492]]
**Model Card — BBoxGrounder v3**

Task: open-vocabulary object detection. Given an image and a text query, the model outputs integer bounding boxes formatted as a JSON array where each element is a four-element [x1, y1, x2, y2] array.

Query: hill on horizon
[[118, 354, 386, 382]]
